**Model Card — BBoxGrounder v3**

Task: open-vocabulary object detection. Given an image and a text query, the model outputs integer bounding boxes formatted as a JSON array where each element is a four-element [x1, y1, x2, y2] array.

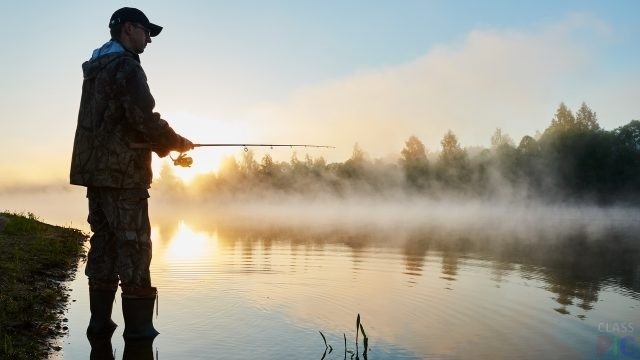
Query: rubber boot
[[123, 339, 155, 360], [86, 289, 117, 339], [122, 286, 159, 340], [88, 335, 115, 360]]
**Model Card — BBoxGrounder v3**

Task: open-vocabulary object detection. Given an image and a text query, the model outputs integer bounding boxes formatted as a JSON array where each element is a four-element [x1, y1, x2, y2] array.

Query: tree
[[400, 136, 429, 188], [401, 136, 428, 164], [517, 135, 539, 156], [290, 151, 310, 177], [614, 120, 640, 150], [575, 102, 600, 131], [539, 102, 612, 198], [313, 156, 327, 170], [437, 130, 469, 187], [340, 143, 369, 179], [350, 143, 367, 164], [439, 130, 464, 163], [611, 120, 640, 195], [304, 154, 314, 168], [514, 135, 542, 190], [240, 149, 259, 176], [259, 154, 275, 177], [547, 102, 576, 133], [490, 128, 514, 148], [310, 156, 327, 176]]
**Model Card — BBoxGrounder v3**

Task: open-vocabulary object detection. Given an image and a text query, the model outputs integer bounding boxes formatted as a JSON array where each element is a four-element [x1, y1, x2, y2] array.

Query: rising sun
[[153, 148, 241, 184]]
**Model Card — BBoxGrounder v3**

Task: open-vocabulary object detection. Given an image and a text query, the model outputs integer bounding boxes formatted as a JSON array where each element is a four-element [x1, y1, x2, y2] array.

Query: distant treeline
[[158, 102, 640, 203]]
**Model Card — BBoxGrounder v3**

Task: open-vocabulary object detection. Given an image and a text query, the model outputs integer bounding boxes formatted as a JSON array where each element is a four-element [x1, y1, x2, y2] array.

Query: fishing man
[[70, 7, 193, 340]]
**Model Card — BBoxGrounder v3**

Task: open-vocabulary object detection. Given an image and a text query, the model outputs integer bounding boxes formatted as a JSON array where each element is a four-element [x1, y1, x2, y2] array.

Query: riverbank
[[0, 212, 86, 360]]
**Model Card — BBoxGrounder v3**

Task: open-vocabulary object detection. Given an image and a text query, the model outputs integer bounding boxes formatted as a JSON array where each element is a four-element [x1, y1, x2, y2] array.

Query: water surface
[[2, 189, 639, 359]]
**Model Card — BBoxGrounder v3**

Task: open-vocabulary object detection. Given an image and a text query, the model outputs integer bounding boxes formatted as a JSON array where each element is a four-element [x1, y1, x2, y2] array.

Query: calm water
[[2, 188, 640, 359]]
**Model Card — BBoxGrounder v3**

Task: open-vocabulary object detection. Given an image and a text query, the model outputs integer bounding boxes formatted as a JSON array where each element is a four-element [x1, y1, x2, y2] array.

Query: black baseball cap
[[109, 7, 162, 37]]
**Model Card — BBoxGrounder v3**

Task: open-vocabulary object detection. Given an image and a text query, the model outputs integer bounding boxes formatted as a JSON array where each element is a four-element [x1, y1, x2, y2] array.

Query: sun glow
[[168, 150, 222, 184], [151, 111, 263, 184], [153, 147, 240, 184]]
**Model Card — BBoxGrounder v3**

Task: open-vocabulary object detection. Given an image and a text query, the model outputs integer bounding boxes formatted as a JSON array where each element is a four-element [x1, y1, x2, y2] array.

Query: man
[[70, 7, 193, 340]]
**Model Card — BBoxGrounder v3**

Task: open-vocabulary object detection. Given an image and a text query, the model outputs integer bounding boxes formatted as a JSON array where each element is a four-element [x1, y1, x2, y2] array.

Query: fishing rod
[[130, 142, 335, 167], [194, 143, 334, 150]]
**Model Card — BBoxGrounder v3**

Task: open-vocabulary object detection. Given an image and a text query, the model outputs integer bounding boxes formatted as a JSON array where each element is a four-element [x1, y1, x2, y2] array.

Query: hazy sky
[[1, 1, 639, 186]]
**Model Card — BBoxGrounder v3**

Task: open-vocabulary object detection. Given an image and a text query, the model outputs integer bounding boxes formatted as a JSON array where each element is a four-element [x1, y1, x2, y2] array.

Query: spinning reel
[[170, 153, 194, 167]]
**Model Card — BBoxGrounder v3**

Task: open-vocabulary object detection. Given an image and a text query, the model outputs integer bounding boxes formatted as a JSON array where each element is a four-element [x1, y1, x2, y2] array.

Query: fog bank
[[2, 183, 639, 249]]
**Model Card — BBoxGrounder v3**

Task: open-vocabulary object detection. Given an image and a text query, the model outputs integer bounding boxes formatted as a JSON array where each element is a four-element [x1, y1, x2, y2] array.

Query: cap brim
[[149, 23, 162, 37]]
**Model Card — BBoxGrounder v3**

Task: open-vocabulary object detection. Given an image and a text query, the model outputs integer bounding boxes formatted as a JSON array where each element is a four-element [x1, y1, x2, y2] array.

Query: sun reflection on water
[[162, 221, 217, 263]]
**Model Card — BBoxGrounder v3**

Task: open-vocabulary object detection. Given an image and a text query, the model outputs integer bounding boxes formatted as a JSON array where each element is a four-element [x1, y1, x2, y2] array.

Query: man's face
[[127, 22, 151, 54]]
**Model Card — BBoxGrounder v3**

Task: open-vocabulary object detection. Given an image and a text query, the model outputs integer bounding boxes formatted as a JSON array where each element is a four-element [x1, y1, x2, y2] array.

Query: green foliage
[[436, 130, 470, 189], [0, 212, 86, 360], [341, 143, 369, 179], [494, 142, 519, 183], [536, 102, 627, 199], [491, 128, 514, 148], [575, 102, 600, 131], [241, 149, 259, 176], [517, 135, 539, 156], [439, 130, 464, 163], [400, 136, 429, 189], [401, 136, 428, 164], [3, 212, 44, 236], [547, 102, 576, 134], [614, 120, 640, 150]]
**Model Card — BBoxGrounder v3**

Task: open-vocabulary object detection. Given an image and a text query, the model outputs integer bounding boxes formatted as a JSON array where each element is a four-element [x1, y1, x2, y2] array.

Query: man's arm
[[119, 59, 193, 156]]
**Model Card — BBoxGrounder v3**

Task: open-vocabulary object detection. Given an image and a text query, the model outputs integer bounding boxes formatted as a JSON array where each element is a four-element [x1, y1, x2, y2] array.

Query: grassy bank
[[0, 212, 86, 360]]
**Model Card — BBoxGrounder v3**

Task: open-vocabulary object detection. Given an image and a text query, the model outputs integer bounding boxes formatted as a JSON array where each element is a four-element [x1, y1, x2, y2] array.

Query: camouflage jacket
[[70, 40, 183, 188]]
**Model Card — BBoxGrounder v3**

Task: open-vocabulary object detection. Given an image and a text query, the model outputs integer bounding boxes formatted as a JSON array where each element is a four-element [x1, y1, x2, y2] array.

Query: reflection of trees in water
[[152, 217, 640, 315], [344, 234, 368, 275], [262, 236, 272, 272], [440, 251, 459, 284], [497, 232, 640, 317], [241, 239, 254, 270], [440, 237, 473, 283], [540, 239, 603, 315], [403, 234, 471, 283], [402, 233, 429, 276], [490, 261, 515, 287]]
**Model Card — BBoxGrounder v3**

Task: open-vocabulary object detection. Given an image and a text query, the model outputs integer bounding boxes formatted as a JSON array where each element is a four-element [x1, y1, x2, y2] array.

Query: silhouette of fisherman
[[70, 7, 193, 341]]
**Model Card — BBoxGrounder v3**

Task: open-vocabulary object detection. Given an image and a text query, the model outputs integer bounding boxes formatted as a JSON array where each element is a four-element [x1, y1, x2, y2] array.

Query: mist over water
[[2, 183, 640, 246], [148, 190, 640, 244]]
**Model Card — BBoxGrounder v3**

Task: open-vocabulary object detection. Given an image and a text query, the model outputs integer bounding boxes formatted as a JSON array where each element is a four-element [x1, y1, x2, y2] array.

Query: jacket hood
[[82, 40, 131, 80]]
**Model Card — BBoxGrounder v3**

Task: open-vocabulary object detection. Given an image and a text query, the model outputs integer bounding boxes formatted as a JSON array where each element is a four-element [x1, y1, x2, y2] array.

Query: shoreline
[[0, 212, 87, 360]]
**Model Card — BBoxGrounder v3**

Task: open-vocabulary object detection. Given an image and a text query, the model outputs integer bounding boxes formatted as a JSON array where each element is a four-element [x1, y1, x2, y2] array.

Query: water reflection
[[88, 336, 157, 360], [489, 260, 515, 287], [153, 215, 640, 317], [122, 339, 156, 360], [440, 251, 459, 283], [402, 234, 429, 277], [164, 221, 215, 263], [88, 336, 114, 360], [59, 210, 640, 359], [5, 189, 639, 358]]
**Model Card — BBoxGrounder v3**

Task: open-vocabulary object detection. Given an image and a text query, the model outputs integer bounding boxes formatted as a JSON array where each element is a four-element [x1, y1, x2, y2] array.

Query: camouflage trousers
[[85, 187, 153, 291]]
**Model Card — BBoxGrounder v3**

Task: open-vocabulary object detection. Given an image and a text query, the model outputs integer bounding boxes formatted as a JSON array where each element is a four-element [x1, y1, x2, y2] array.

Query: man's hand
[[176, 136, 194, 153]]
